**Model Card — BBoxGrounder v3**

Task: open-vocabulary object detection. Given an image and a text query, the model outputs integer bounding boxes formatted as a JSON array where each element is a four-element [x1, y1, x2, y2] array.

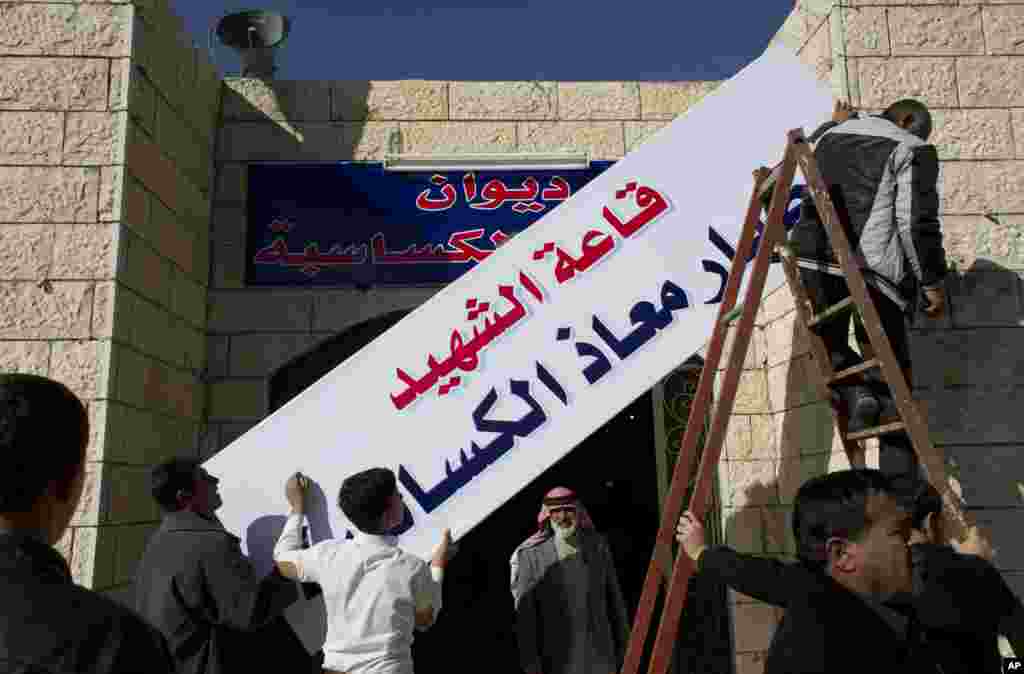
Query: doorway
[[411, 391, 659, 674], [269, 308, 662, 674]]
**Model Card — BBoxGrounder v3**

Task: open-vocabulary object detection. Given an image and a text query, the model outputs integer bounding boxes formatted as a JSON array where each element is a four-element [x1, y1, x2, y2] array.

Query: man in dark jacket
[[676, 469, 942, 674], [789, 99, 949, 479], [0, 373, 175, 674], [678, 475, 1023, 673], [134, 457, 311, 674], [895, 478, 1024, 672]]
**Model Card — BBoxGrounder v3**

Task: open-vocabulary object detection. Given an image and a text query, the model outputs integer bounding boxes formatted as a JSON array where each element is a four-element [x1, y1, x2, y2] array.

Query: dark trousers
[[800, 269, 919, 479]]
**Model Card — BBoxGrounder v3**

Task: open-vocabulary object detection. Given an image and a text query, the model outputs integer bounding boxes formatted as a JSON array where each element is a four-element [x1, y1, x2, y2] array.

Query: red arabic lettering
[[416, 174, 458, 211], [252, 238, 369, 275], [541, 230, 616, 285], [601, 182, 670, 238], [541, 176, 570, 201], [371, 230, 504, 265], [470, 177, 542, 211], [389, 281, 534, 410]]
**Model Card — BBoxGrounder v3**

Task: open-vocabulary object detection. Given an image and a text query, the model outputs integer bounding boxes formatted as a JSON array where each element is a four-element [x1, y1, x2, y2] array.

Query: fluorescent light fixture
[[383, 152, 590, 172]]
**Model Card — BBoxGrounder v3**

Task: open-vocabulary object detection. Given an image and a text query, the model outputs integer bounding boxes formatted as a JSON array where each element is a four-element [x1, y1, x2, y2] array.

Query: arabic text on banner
[[206, 45, 833, 564]]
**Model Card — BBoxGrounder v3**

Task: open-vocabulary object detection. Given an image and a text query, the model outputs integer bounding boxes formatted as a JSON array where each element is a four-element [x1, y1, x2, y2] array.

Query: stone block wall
[[712, 283, 868, 674], [721, 1, 1024, 670], [204, 77, 721, 455], [0, 1, 131, 586], [99, 0, 219, 597], [0, 0, 219, 593]]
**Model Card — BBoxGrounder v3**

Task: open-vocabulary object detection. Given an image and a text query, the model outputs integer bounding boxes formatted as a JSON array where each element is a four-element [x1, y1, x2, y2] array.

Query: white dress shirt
[[273, 514, 443, 674]]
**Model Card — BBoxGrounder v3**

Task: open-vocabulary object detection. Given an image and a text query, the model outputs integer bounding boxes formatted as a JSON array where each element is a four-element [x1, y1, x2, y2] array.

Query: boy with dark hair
[[134, 457, 308, 674], [336, 467, 399, 533], [676, 469, 940, 674], [0, 374, 175, 674], [274, 468, 452, 674]]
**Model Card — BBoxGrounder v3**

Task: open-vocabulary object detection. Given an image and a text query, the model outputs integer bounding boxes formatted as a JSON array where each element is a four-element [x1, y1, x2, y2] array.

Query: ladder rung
[[774, 243, 795, 259], [721, 303, 745, 326], [829, 359, 880, 385], [846, 420, 906, 442], [808, 297, 855, 328]]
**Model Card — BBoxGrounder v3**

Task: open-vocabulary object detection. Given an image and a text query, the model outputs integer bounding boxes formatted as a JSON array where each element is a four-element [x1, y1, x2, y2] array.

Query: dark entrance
[[411, 392, 659, 674], [269, 309, 661, 674]]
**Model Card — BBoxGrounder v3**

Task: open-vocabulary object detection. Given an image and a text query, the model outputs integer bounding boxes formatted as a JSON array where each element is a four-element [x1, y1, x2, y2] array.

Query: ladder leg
[[645, 143, 799, 674], [792, 137, 972, 540], [777, 250, 865, 468], [620, 166, 775, 674]]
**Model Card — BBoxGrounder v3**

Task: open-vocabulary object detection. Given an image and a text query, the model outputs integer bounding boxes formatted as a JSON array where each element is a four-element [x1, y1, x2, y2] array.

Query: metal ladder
[[620, 128, 971, 674]]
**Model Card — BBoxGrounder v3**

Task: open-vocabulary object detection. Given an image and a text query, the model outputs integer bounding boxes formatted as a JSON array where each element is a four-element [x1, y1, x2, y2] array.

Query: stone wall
[[100, 0, 220, 597], [0, 0, 220, 593], [712, 283, 870, 673], [204, 78, 721, 455], [0, 0, 131, 587], [722, 1, 1024, 671]]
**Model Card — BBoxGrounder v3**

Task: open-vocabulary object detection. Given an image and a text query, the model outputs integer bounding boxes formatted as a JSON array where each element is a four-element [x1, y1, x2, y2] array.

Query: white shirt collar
[[353, 531, 398, 547]]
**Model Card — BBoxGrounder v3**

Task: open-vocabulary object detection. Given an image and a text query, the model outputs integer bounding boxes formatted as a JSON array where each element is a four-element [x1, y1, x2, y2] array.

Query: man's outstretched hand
[[285, 472, 310, 515], [922, 286, 946, 318], [952, 524, 996, 561], [675, 511, 708, 563], [832, 100, 855, 123], [431, 529, 456, 569]]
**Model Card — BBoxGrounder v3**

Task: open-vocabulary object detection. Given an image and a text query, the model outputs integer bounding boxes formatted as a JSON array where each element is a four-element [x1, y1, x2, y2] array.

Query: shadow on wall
[[212, 77, 375, 290], [217, 79, 376, 163], [267, 308, 412, 412], [245, 481, 335, 577], [914, 257, 1024, 592], [721, 298, 834, 562], [720, 256, 1024, 666], [228, 309, 415, 574], [246, 515, 287, 578], [204, 77, 376, 452], [720, 307, 833, 669]]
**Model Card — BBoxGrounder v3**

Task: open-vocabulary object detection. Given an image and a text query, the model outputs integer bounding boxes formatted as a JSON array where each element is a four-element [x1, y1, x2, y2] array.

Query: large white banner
[[205, 45, 832, 564]]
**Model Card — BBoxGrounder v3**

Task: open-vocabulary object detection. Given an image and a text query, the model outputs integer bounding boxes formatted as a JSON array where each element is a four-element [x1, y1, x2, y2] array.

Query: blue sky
[[173, 0, 794, 81]]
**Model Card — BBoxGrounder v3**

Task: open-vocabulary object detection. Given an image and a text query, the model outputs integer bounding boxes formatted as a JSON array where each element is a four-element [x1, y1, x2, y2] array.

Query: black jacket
[[697, 546, 941, 674], [133, 511, 308, 674], [904, 543, 1024, 673], [0, 531, 175, 674], [790, 115, 947, 311]]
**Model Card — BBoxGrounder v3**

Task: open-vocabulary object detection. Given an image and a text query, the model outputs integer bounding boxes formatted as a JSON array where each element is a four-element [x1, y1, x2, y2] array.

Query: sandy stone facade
[[0, 0, 218, 597], [1, 2, 1021, 670], [720, 2, 1024, 671]]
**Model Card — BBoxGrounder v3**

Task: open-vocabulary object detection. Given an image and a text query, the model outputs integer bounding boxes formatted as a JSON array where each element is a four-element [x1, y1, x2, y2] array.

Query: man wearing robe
[[510, 487, 629, 674]]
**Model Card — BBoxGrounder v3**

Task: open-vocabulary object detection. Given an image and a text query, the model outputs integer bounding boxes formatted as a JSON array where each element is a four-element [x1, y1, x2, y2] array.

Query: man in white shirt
[[273, 468, 450, 674]]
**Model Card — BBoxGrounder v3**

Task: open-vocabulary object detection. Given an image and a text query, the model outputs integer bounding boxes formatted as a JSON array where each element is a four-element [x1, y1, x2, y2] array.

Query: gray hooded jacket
[[789, 115, 947, 312]]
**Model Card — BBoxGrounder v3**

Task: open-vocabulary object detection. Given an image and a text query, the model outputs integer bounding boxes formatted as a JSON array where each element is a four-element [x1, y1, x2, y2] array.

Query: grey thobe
[[511, 532, 629, 674], [133, 511, 306, 674]]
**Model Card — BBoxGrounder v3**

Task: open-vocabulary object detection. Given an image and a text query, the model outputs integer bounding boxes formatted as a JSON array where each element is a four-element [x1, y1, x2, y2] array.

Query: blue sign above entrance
[[246, 162, 613, 286]]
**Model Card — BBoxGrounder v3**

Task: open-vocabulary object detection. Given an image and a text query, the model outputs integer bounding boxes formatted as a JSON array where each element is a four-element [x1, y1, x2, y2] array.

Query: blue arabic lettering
[[700, 184, 806, 304], [535, 361, 568, 406], [559, 280, 689, 384], [398, 377, 551, 515]]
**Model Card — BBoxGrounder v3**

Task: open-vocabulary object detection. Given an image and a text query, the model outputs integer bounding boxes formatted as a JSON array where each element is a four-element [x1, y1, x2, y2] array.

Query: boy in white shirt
[[274, 468, 451, 674]]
